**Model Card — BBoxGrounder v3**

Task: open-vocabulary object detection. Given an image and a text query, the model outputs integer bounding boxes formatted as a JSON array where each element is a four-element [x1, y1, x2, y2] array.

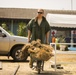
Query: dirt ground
[[0, 52, 76, 75]]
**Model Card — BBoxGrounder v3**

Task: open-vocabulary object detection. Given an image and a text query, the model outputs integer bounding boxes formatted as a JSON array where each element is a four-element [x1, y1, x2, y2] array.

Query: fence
[[50, 43, 76, 71]]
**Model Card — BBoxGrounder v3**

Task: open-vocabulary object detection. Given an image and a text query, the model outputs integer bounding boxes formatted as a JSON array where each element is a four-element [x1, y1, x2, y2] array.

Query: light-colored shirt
[[38, 18, 42, 26]]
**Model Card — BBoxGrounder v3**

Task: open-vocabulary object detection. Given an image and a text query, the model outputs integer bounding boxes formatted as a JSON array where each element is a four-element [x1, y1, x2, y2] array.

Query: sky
[[0, 0, 76, 10]]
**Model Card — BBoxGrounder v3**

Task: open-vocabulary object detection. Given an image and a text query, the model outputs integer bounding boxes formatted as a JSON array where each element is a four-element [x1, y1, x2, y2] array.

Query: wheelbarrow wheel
[[37, 61, 42, 74]]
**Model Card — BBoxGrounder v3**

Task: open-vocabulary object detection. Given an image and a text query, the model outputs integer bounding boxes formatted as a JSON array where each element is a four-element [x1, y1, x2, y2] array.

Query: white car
[[0, 26, 28, 61]]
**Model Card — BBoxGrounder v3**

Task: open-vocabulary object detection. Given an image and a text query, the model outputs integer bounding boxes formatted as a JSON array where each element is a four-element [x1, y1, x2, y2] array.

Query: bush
[[56, 44, 60, 50], [2, 23, 14, 35], [17, 22, 27, 37]]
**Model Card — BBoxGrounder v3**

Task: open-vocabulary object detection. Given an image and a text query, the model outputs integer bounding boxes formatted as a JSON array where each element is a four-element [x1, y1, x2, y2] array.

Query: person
[[52, 35, 56, 43], [27, 9, 50, 44], [27, 9, 50, 68]]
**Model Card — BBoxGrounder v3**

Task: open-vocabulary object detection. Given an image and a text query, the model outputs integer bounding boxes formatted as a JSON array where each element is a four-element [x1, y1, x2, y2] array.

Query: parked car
[[0, 26, 28, 61]]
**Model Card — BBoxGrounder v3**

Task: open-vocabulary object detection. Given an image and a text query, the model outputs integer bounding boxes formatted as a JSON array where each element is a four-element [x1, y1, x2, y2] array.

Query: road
[[0, 56, 63, 75], [0, 56, 58, 75], [0, 53, 76, 75]]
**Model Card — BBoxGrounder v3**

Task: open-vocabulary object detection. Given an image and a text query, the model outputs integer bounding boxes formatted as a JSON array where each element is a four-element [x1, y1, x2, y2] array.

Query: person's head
[[37, 9, 44, 18]]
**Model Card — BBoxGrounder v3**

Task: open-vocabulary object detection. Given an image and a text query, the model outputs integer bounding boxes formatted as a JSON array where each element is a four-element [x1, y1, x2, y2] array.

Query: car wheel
[[12, 46, 28, 62]]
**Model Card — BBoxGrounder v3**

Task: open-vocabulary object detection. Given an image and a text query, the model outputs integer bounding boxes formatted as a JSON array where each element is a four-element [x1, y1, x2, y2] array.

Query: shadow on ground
[[0, 59, 29, 63], [31, 70, 73, 75]]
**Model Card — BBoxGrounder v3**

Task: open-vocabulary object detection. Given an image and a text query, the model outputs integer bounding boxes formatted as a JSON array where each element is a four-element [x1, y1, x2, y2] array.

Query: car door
[[0, 33, 10, 54]]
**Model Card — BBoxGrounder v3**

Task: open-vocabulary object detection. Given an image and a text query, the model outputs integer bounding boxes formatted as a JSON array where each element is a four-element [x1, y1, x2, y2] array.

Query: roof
[[0, 8, 37, 19], [0, 8, 76, 19], [46, 13, 76, 28]]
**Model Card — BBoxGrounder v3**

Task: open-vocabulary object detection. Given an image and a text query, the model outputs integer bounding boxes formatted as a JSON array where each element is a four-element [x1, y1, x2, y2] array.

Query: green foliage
[[2, 23, 14, 35], [56, 44, 60, 50], [65, 45, 69, 51], [2, 23, 8, 30], [17, 22, 27, 37]]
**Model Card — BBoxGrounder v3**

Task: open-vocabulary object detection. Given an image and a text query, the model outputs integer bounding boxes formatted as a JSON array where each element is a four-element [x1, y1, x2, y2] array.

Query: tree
[[17, 22, 27, 37], [2, 23, 14, 35]]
